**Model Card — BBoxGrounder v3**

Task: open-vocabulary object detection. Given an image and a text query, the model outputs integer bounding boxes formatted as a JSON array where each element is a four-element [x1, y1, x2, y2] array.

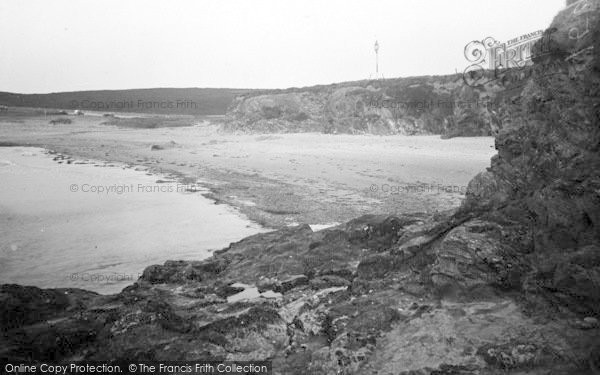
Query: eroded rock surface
[[1, 210, 598, 373], [223, 76, 513, 136]]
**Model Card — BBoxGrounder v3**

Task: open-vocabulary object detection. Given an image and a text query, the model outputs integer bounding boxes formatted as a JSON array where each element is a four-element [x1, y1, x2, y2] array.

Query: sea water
[[0, 147, 266, 294]]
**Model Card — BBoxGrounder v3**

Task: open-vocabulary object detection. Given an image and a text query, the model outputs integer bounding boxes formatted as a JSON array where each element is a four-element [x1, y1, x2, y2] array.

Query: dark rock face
[[441, 85, 497, 139], [2, 3, 600, 374], [464, 0, 600, 317], [0, 286, 101, 361], [1, 285, 78, 329], [273, 275, 309, 293]]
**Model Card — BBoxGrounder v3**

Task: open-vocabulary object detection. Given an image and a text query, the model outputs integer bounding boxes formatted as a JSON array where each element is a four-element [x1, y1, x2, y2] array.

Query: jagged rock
[[140, 258, 229, 284], [429, 220, 523, 299], [324, 296, 403, 342], [214, 284, 246, 298], [476, 342, 542, 369], [463, 171, 512, 210], [272, 275, 309, 294], [545, 250, 600, 315], [472, 1, 600, 316], [356, 253, 407, 280], [309, 275, 351, 290], [0, 285, 97, 330]]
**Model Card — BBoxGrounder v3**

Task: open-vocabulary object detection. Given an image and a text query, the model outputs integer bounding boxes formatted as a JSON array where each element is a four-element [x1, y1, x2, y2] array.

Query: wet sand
[[0, 113, 496, 229]]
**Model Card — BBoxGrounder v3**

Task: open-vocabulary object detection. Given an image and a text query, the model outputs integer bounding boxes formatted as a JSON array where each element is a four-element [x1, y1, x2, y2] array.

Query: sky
[[0, 0, 565, 93]]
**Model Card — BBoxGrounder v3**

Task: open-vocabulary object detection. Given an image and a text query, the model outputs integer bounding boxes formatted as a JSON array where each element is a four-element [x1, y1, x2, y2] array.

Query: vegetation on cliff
[[223, 74, 522, 137]]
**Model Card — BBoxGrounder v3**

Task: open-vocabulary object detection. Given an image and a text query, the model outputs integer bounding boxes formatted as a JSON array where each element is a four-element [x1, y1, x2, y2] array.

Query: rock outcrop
[[1, 212, 598, 373], [224, 75, 514, 137], [464, 0, 600, 317], [2, 2, 600, 374]]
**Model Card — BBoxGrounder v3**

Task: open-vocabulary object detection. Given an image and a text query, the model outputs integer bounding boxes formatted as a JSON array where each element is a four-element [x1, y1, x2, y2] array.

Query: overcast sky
[[0, 0, 565, 93]]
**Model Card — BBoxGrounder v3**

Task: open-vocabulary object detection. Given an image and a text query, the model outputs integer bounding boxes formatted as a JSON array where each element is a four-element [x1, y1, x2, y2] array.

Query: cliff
[[463, 0, 600, 320], [2, 2, 599, 374], [223, 75, 516, 137]]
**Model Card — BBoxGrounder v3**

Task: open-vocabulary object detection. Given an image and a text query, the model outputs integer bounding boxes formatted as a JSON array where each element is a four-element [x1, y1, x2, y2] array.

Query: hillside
[[0, 88, 254, 116], [223, 74, 525, 137]]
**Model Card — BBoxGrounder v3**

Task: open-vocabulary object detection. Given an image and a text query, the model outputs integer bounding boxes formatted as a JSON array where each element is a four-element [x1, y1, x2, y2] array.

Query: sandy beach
[[0, 113, 496, 229]]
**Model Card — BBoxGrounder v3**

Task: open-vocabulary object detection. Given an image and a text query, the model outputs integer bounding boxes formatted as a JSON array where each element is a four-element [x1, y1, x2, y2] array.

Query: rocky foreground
[[1, 211, 599, 374], [2, 2, 600, 374]]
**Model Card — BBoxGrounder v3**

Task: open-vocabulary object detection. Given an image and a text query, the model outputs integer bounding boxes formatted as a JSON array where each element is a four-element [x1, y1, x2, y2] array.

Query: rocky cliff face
[[465, 0, 600, 316], [2, 3, 599, 374], [224, 76, 514, 137]]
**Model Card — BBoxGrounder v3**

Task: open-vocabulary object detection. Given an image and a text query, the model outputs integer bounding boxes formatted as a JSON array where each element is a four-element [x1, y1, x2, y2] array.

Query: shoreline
[[2, 140, 277, 230], [0, 116, 496, 229], [0, 145, 267, 294]]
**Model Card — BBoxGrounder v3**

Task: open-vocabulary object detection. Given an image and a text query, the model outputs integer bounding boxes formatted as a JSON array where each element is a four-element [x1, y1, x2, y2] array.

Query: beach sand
[[0, 113, 496, 229]]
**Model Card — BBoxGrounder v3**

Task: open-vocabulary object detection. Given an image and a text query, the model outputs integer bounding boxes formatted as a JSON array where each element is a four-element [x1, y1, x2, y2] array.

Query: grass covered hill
[[0, 87, 255, 116]]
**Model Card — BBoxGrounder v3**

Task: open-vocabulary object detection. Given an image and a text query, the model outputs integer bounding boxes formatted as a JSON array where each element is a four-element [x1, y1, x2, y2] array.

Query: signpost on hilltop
[[371, 40, 384, 80], [374, 40, 379, 79]]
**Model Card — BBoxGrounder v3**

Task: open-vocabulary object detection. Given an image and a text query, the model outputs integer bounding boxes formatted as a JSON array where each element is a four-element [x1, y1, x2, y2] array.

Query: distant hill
[[0, 88, 256, 116]]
